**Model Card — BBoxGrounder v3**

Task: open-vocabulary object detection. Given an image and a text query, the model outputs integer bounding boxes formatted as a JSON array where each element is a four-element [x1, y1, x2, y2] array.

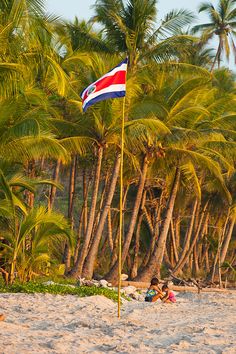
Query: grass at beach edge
[[0, 282, 126, 303]]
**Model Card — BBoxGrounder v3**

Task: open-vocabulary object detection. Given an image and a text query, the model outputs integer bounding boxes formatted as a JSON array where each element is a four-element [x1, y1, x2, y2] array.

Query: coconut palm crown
[[91, 0, 195, 70], [192, 0, 236, 70]]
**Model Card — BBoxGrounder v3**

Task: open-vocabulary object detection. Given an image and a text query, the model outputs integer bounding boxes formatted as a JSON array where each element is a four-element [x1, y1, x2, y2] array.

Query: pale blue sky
[[45, 0, 208, 22], [44, 0, 233, 69]]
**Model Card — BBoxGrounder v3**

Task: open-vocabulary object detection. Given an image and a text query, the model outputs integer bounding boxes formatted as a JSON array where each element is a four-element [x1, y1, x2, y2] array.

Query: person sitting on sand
[[161, 283, 176, 303], [145, 277, 164, 302]]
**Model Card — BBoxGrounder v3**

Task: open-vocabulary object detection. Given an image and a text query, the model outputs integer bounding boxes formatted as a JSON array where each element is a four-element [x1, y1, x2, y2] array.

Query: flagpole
[[118, 94, 126, 319], [80, 57, 128, 318]]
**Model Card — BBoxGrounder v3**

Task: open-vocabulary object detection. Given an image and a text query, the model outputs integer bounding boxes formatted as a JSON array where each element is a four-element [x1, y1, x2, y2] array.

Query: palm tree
[[57, 17, 112, 53], [122, 66, 234, 281], [92, 0, 195, 71], [177, 30, 215, 69], [0, 167, 72, 284], [192, 0, 236, 70], [1, 0, 236, 285]]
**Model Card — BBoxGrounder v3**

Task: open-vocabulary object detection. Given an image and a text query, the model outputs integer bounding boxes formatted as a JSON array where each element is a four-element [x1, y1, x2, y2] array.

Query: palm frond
[[180, 162, 201, 199]]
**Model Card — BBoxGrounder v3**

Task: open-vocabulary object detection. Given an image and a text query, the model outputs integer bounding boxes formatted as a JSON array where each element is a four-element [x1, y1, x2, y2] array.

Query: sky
[[45, 0, 207, 22], [44, 0, 234, 69]]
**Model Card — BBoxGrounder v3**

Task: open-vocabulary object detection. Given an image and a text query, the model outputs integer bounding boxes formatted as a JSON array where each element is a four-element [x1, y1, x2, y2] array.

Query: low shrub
[[0, 281, 122, 302]]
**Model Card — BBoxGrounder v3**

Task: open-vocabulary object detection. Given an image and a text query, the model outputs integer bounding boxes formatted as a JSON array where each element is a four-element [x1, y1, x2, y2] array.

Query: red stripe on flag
[[83, 71, 126, 101]]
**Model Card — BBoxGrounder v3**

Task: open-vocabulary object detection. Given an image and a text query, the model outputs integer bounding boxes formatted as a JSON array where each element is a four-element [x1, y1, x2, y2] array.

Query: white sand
[[0, 291, 236, 353]]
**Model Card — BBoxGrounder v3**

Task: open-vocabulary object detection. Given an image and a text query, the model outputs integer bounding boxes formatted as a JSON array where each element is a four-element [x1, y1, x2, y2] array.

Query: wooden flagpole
[[118, 94, 126, 319]]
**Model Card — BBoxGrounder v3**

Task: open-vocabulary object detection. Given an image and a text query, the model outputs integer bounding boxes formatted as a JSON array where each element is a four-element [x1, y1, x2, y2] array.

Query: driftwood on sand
[[121, 280, 236, 293]]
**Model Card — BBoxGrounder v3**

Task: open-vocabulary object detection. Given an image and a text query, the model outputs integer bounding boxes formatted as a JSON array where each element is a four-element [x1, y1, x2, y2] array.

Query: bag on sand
[[145, 289, 157, 302]]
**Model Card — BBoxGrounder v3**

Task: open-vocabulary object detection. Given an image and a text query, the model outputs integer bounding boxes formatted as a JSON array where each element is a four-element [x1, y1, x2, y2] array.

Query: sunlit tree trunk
[[69, 145, 103, 277], [220, 217, 235, 264], [135, 167, 181, 281], [82, 154, 121, 279], [74, 172, 92, 264], [141, 189, 165, 268], [170, 218, 179, 264], [64, 155, 77, 273], [90, 170, 109, 245], [130, 190, 146, 279], [107, 208, 114, 252], [175, 214, 181, 251], [74, 207, 84, 264], [110, 185, 130, 268], [106, 156, 149, 282], [48, 159, 61, 210], [193, 243, 200, 275], [83, 169, 88, 238], [172, 198, 199, 274], [174, 202, 209, 276]]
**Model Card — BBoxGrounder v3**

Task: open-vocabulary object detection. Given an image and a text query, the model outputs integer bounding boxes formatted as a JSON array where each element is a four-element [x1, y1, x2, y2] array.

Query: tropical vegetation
[[0, 0, 235, 288]]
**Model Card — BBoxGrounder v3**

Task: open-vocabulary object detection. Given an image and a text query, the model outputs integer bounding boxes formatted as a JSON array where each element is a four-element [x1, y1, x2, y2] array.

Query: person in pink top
[[161, 283, 177, 303]]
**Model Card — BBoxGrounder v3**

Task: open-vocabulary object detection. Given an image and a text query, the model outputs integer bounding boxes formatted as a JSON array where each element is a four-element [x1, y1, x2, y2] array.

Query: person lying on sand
[[145, 277, 165, 302], [0, 314, 5, 321], [161, 283, 176, 303]]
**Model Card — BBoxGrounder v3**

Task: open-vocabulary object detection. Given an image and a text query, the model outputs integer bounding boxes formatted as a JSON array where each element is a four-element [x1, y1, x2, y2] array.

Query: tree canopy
[[0, 0, 235, 287]]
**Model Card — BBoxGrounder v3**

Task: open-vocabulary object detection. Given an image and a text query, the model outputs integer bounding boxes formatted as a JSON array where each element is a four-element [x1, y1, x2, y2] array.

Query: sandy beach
[[0, 291, 235, 353]]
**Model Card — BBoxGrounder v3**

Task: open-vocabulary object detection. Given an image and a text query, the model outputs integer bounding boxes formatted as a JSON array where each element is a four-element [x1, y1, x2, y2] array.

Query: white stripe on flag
[[82, 84, 126, 108], [81, 63, 127, 100], [103, 63, 127, 77]]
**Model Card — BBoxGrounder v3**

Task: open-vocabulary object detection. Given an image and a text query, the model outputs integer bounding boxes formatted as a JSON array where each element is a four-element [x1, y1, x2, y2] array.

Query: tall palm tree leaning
[[192, 0, 236, 71]]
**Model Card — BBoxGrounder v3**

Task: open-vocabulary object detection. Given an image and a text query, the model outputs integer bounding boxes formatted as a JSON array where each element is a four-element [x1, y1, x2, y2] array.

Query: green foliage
[[0, 0, 236, 285], [193, 0, 236, 68], [0, 281, 123, 302]]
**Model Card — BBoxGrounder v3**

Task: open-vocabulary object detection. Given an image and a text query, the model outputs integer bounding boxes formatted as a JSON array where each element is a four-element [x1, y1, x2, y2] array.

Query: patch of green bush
[[0, 282, 122, 302]]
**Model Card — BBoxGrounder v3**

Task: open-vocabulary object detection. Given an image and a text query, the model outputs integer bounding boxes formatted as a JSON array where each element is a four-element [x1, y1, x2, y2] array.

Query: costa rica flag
[[81, 58, 128, 112]]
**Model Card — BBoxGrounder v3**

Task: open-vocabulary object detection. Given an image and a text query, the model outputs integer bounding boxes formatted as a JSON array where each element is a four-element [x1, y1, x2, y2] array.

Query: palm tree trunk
[[174, 202, 209, 276], [68, 156, 77, 221], [82, 154, 121, 279], [64, 156, 77, 273], [9, 252, 17, 285], [110, 221, 119, 268], [210, 213, 229, 283], [164, 245, 173, 269], [135, 167, 181, 281], [74, 207, 84, 263], [170, 218, 179, 264], [130, 190, 146, 279], [130, 212, 143, 279], [106, 155, 149, 282], [193, 243, 200, 275], [211, 40, 221, 72], [143, 206, 154, 235], [172, 198, 199, 274], [109, 185, 130, 268], [83, 169, 89, 238], [220, 217, 235, 264], [69, 145, 103, 278], [141, 190, 165, 268], [48, 159, 61, 210], [205, 245, 210, 273], [169, 233, 174, 266], [90, 170, 109, 245], [107, 208, 114, 252], [74, 173, 92, 263]]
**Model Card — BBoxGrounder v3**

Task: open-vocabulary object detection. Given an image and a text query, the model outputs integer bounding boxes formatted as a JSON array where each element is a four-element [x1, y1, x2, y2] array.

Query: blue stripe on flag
[[83, 91, 126, 112]]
